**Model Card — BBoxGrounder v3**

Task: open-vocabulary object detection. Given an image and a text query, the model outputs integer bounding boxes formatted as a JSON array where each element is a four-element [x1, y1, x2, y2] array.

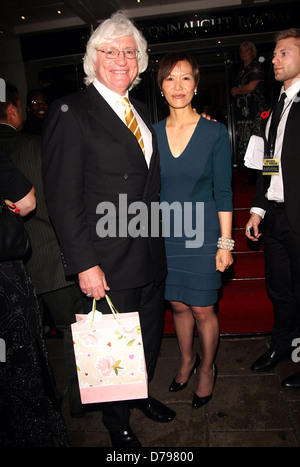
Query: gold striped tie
[[119, 97, 145, 155]]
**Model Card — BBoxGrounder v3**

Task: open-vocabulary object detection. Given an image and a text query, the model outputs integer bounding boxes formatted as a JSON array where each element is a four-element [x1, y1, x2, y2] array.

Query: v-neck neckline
[[164, 117, 201, 159]]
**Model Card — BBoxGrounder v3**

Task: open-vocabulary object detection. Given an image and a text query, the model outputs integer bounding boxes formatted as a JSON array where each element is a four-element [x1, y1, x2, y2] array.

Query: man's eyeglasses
[[97, 48, 139, 60]]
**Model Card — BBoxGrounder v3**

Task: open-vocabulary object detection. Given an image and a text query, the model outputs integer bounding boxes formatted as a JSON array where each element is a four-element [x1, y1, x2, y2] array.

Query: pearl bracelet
[[217, 236, 235, 251]]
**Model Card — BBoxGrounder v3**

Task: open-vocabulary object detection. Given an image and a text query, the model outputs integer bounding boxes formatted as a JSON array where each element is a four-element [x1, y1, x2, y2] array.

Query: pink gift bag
[[71, 295, 148, 404]]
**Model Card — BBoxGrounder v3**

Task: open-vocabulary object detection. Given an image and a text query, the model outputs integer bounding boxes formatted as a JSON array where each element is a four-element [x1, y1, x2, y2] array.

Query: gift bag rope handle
[[91, 295, 120, 327]]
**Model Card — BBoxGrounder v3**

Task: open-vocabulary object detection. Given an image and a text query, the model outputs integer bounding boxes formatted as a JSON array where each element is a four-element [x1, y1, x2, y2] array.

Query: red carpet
[[163, 170, 274, 335]]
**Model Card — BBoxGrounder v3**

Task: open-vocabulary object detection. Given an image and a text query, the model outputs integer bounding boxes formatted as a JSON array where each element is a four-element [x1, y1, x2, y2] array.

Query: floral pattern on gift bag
[[71, 297, 148, 404]]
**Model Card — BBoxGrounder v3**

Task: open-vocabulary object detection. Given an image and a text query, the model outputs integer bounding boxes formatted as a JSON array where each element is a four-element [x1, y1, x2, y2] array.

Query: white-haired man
[[42, 11, 175, 447]]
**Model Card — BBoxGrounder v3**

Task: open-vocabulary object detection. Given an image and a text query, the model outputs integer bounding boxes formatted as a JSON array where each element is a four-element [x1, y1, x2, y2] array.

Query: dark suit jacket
[[0, 124, 74, 294], [252, 91, 300, 235], [41, 84, 167, 290]]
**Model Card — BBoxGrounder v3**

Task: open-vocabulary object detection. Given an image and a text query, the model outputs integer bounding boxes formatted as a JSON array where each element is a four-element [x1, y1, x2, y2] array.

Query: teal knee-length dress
[[154, 116, 233, 306]]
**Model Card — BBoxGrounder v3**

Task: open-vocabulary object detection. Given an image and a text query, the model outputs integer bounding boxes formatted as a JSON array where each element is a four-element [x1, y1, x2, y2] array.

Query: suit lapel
[[84, 85, 158, 199], [86, 85, 133, 147], [86, 86, 149, 169]]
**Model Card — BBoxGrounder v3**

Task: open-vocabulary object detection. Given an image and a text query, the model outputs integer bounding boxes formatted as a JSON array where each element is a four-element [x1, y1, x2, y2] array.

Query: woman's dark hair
[[157, 51, 200, 90]]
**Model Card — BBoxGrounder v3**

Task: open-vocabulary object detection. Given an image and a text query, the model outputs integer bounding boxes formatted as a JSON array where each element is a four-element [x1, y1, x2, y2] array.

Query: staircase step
[[232, 170, 256, 208], [233, 208, 251, 229], [223, 251, 265, 280], [218, 279, 273, 334]]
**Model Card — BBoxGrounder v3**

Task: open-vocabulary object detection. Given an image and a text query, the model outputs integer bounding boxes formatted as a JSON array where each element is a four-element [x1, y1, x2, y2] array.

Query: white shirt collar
[[281, 78, 300, 100], [92, 79, 128, 107]]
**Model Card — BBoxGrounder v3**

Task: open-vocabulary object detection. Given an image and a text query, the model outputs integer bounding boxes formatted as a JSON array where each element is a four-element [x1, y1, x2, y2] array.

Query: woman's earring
[[161, 91, 164, 97], [194, 89, 197, 96]]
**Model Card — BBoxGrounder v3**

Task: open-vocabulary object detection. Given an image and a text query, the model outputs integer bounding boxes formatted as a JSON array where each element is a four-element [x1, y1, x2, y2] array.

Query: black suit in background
[[251, 91, 300, 354], [42, 83, 167, 432], [0, 123, 85, 416]]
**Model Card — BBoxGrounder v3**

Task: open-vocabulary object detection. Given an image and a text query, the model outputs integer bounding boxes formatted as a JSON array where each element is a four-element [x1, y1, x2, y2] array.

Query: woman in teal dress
[[154, 52, 233, 408]]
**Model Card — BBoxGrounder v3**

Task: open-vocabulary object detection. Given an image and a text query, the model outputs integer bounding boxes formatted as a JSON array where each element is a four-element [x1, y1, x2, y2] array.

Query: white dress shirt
[[251, 78, 300, 218], [93, 79, 152, 167]]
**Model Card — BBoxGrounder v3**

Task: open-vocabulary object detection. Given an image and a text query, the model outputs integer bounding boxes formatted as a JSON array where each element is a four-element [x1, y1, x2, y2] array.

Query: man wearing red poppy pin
[[246, 29, 300, 388]]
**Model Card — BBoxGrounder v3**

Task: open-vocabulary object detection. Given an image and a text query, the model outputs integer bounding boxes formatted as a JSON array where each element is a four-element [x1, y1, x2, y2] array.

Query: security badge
[[263, 157, 280, 175]]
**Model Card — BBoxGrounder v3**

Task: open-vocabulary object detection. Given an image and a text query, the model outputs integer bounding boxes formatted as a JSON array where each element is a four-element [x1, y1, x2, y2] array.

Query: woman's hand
[[5, 187, 36, 217], [216, 249, 234, 272], [4, 199, 20, 213]]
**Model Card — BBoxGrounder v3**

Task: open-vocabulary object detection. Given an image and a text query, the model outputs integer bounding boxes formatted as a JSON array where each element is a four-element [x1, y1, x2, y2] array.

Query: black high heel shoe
[[169, 353, 200, 392], [192, 364, 217, 408]]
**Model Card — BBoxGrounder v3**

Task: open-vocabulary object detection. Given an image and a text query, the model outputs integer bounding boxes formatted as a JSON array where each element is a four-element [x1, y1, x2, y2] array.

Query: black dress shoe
[[250, 349, 289, 372], [134, 396, 176, 422], [109, 426, 142, 447], [192, 364, 217, 409], [281, 371, 300, 389], [169, 353, 200, 392]]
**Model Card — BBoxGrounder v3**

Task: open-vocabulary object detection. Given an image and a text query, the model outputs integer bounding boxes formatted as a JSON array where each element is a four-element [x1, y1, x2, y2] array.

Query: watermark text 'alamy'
[[96, 194, 204, 248]]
